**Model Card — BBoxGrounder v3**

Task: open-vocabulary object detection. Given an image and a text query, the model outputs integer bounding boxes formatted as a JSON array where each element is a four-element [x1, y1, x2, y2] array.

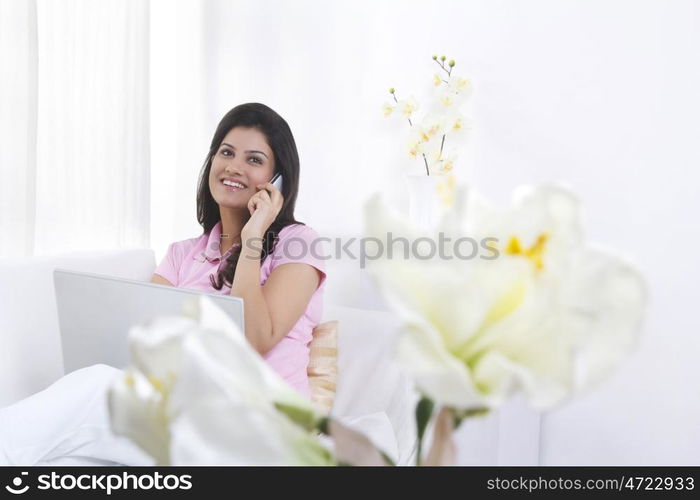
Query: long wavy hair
[[196, 103, 304, 290]]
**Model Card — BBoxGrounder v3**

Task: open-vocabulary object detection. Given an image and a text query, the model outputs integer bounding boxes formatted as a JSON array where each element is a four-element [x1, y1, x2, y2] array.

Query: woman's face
[[208, 126, 276, 209]]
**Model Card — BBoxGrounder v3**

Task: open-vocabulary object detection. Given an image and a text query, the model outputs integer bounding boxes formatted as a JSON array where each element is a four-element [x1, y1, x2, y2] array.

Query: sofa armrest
[[0, 248, 155, 409]]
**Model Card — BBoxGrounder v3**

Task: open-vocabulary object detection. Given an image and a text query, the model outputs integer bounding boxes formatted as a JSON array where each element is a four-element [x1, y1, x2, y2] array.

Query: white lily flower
[[108, 367, 171, 465], [167, 317, 332, 465], [108, 295, 332, 465], [169, 396, 333, 465], [363, 184, 647, 412]]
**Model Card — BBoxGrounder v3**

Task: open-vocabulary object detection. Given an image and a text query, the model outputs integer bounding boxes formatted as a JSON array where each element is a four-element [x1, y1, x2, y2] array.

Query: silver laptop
[[53, 268, 245, 374]]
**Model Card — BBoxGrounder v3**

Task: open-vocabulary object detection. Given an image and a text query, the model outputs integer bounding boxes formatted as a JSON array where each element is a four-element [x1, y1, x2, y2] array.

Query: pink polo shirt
[[153, 222, 327, 399]]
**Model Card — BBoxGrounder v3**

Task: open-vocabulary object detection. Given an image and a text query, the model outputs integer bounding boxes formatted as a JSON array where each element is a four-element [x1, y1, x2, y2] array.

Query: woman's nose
[[224, 161, 245, 174]]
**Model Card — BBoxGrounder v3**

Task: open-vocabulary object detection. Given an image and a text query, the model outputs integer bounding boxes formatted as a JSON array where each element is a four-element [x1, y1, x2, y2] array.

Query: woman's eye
[[219, 150, 260, 163]]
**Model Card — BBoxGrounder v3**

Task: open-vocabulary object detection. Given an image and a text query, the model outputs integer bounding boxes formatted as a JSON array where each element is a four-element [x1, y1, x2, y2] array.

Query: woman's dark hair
[[196, 103, 304, 290]]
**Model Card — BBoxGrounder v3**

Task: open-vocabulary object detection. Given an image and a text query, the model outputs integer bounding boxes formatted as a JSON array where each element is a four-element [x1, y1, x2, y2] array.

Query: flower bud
[[389, 87, 395, 94], [440, 55, 446, 61], [449, 59, 455, 67], [432, 55, 437, 60]]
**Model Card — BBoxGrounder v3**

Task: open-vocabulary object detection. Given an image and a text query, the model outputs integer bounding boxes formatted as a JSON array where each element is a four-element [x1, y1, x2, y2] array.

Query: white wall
[[153, 0, 700, 464]]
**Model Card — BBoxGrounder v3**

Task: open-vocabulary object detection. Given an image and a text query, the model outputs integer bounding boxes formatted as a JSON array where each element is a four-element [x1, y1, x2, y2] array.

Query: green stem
[[415, 396, 435, 465], [433, 58, 451, 78]]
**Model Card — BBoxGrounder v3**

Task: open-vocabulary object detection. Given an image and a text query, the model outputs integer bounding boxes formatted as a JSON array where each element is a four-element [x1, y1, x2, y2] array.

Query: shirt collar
[[193, 221, 242, 263], [194, 221, 223, 263]]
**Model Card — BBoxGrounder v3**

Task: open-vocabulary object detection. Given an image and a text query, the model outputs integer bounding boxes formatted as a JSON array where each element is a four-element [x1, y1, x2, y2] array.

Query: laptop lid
[[53, 268, 244, 374]]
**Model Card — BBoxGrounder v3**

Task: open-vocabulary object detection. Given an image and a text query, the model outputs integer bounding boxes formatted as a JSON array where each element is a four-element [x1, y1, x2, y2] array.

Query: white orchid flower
[[442, 110, 471, 143], [436, 152, 458, 175], [433, 76, 472, 110], [382, 102, 395, 117], [108, 295, 333, 465], [418, 112, 446, 140], [419, 109, 471, 164], [421, 131, 460, 179], [397, 96, 419, 119], [406, 127, 429, 160], [447, 76, 473, 97], [363, 184, 647, 412]]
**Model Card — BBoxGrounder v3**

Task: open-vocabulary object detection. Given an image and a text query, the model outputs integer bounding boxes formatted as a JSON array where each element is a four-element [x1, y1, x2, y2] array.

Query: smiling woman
[[151, 103, 327, 400], [0, 104, 328, 467]]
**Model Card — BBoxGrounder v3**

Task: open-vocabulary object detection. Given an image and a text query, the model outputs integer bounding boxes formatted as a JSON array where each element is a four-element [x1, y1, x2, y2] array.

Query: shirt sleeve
[[270, 224, 328, 290], [153, 242, 181, 285]]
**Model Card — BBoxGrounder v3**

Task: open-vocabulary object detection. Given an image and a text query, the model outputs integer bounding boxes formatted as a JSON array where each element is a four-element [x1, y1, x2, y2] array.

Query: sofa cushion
[[307, 320, 338, 414]]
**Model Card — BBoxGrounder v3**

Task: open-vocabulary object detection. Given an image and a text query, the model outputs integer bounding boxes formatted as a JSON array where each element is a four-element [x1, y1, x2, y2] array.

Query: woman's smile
[[220, 177, 248, 192]]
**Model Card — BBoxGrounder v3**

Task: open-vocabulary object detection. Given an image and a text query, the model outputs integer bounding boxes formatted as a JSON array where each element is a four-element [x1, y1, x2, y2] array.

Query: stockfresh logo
[[5, 471, 29, 495]]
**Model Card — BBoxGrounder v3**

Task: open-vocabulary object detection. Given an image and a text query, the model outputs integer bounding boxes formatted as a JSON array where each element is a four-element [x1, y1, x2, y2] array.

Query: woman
[[151, 102, 326, 397], [0, 103, 327, 465]]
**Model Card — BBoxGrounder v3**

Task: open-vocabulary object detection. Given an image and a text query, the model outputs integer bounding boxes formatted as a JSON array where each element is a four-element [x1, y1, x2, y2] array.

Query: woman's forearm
[[229, 234, 273, 354]]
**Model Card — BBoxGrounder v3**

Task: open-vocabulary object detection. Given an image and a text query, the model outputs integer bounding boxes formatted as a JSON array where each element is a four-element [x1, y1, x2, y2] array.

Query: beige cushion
[[307, 320, 338, 414]]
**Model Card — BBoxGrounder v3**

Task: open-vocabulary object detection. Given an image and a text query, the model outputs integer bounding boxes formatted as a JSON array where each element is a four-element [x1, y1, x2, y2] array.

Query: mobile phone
[[270, 172, 284, 192]]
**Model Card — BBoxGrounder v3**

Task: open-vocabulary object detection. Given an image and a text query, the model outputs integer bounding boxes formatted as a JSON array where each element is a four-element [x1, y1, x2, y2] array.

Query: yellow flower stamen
[[505, 233, 549, 270], [505, 236, 522, 254]]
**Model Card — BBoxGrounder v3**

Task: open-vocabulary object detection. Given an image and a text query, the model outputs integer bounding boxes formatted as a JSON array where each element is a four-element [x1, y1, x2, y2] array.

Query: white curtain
[[0, 0, 37, 257], [0, 0, 150, 258]]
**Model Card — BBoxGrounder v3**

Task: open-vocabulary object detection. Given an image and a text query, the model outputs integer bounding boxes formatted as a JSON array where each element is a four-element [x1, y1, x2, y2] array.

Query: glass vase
[[404, 174, 445, 233]]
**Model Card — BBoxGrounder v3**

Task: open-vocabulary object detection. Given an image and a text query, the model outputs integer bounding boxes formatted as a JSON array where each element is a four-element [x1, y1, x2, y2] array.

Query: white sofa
[[0, 249, 418, 465]]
